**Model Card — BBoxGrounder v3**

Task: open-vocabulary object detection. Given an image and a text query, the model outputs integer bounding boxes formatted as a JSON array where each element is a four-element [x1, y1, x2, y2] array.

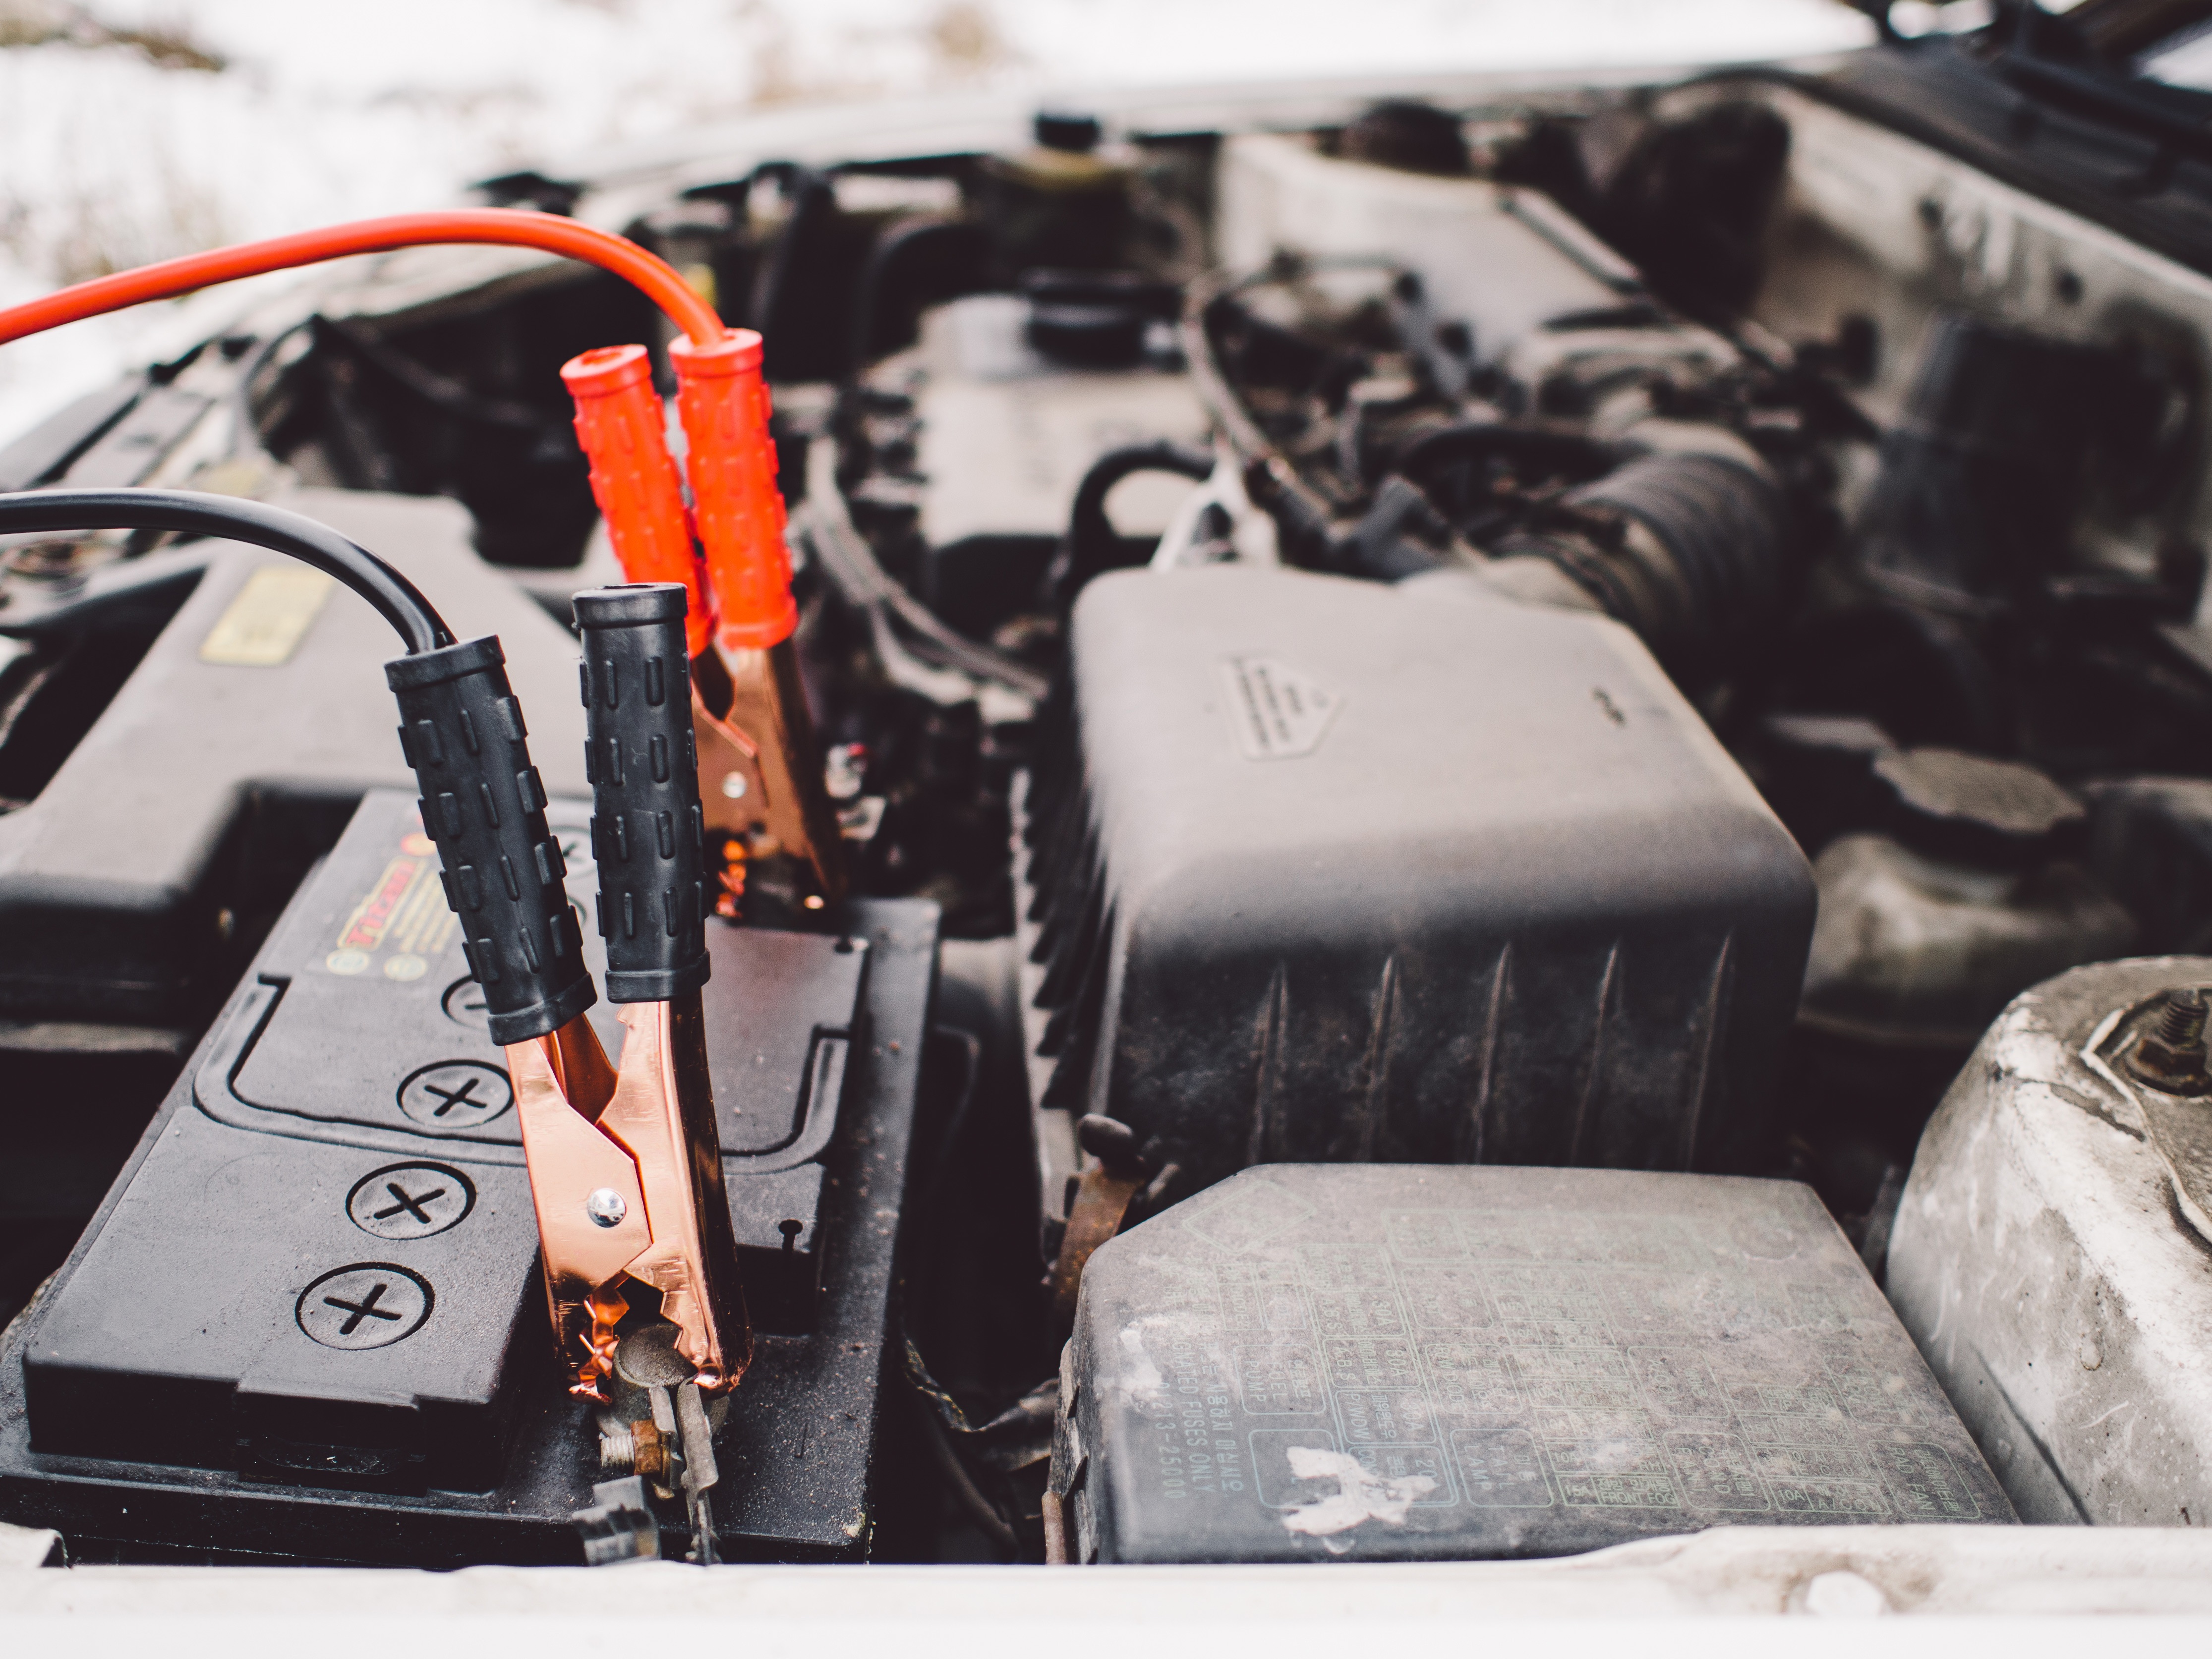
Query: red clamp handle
[[560, 345, 713, 658], [672, 330, 796, 652]]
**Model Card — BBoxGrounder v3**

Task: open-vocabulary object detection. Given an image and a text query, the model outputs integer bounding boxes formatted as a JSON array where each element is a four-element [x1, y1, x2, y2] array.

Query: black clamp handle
[[387, 636, 594, 1045], [575, 584, 712, 1003]]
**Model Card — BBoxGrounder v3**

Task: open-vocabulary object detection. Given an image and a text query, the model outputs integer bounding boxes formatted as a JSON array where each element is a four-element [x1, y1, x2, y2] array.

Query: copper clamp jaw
[[691, 634, 848, 912], [510, 994, 748, 1400]]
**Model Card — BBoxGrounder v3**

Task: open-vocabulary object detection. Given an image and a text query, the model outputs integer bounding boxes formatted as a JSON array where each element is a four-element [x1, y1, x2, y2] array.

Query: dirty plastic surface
[[1054, 1164, 2009, 1563]]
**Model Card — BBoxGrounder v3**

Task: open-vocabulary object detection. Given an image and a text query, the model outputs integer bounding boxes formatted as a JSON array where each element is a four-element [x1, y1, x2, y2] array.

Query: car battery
[[1048, 1164, 2009, 1563], [0, 789, 938, 1565]]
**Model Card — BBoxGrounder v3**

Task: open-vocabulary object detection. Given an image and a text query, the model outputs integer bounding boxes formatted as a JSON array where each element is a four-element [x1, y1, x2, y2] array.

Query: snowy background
[[0, 0, 1880, 445]]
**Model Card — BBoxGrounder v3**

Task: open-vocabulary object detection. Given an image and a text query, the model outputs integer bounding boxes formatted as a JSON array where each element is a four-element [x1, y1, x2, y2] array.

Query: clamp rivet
[[586, 1188, 628, 1228]]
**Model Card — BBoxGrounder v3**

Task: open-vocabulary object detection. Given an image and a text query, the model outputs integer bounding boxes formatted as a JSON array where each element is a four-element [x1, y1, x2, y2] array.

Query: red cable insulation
[[0, 209, 726, 348]]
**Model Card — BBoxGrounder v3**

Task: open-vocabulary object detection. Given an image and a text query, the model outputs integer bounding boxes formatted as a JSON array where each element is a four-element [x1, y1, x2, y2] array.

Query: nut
[[597, 1418, 670, 1480], [2127, 988, 2212, 1095], [630, 1419, 670, 1480]]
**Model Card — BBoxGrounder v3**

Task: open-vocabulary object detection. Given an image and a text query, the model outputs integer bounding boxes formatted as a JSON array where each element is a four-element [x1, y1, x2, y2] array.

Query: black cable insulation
[[0, 487, 453, 653], [1052, 440, 1214, 606], [228, 316, 314, 458]]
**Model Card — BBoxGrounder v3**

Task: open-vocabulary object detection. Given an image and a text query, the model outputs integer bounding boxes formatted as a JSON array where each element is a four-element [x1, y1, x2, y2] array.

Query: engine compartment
[[7, 38, 2212, 1574]]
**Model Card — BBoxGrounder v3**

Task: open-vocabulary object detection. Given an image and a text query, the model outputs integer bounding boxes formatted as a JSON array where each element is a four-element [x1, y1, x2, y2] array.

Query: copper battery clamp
[[564, 332, 847, 911], [511, 993, 746, 1399], [407, 583, 752, 1403], [514, 582, 753, 1401]]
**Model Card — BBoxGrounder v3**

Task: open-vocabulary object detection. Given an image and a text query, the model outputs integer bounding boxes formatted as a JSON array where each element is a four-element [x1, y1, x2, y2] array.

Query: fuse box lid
[[1054, 1164, 2011, 1564]]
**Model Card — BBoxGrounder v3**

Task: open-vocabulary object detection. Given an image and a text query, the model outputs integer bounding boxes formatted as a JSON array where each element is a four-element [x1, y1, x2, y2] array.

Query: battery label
[[325, 824, 454, 981], [198, 564, 336, 667]]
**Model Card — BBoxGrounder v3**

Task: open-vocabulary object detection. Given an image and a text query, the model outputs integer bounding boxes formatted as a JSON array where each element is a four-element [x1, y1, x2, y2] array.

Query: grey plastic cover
[[1052, 1164, 2010, 1563]]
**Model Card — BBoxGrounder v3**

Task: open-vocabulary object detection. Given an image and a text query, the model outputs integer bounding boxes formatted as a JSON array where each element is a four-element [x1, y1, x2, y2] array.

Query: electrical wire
[[800, 436, 1051, 701], [1180, 270, 1356, 563], [0, 209, 726, 350], [1179, 268, 1279, 468], [227, 317, 315, 458], [1051, 440, 1214, 607], [0, 489, 453, 654]]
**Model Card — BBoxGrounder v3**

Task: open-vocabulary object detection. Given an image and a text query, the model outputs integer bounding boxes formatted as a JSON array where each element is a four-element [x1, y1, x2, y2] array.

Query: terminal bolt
[[2128, 987, 2212, 1095], [599, 1418, 671, 1480]]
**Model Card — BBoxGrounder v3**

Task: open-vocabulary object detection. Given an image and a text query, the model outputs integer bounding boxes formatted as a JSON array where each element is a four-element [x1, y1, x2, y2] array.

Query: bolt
[[599, 1419, 669, 1480], [720, 771, 748, 800], [599, 1424, 636, 1473], [824, 743, 866, 802], [586, 1188, 628, 1228], [2159, 988, 2208, 1049], [2128, 987, 2212, 1094]]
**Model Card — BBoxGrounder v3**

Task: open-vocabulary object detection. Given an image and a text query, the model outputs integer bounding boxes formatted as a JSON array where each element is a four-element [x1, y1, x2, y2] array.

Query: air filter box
[[1019, 567, 1814, 1197], [1048, 1164, 2010, 1563]]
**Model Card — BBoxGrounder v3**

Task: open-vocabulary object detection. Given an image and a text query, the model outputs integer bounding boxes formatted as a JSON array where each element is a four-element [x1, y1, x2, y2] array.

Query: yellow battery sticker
[[198, 563, 335, 667], [324, 825, 455, 981]]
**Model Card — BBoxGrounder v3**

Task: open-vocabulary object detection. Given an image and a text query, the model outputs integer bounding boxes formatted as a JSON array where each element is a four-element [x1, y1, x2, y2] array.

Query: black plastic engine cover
[[1050, 1164, 2011, 1563], [0, 487, 591, 1029], [1020, 568, 1815, 1194], [0, 790, 938, 1564]]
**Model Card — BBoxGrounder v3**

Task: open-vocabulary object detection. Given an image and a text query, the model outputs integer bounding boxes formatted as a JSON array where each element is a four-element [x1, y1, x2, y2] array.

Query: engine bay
[[6, 31, 2212, 1579]]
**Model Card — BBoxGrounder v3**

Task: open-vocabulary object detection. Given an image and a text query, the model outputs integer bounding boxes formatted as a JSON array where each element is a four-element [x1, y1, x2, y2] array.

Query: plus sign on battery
[[295, 1264, 432, 1351], [396, 1060, 512, 1130], [347, 1163, 476, 1240]]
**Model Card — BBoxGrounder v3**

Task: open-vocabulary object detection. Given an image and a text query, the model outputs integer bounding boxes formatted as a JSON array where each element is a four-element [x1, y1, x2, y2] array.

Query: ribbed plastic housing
[[385, 636, 593, 1044], [560, 343, 712, 656], [575, 583, 711, 1002], [670, 329, 796, 650], [1021, 567, 1814, 1191]]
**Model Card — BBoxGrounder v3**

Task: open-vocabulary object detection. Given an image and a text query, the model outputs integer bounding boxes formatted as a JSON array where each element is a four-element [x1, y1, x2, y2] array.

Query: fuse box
[[1050, 1164, 2010, 1563]]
